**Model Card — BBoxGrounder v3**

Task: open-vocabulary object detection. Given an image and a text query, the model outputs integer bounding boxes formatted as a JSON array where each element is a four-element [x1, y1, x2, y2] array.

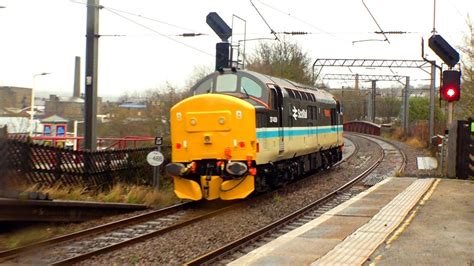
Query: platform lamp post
[[29, 72, 50, 136]]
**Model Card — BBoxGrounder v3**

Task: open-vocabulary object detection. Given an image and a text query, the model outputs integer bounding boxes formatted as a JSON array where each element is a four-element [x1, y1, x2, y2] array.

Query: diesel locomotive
[[165, 68, 343, 201]]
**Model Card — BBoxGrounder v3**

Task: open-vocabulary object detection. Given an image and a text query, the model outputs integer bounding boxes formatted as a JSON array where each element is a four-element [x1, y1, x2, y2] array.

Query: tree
[[455, 19, 474, 119], [98, 83, 188, 142], [185, 65, 213, 92], [409, 97, 444, 123], [377, 95, 401, 123], [246, 38, 314, 85]]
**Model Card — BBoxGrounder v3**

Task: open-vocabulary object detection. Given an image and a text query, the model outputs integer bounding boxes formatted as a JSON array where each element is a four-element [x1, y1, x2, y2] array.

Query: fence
[[2, 138, 171, 189], [343, 120, 381, 136]]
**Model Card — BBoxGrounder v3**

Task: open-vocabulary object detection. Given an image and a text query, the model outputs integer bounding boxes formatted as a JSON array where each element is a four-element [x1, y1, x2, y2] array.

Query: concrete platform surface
[[230, 178, 474, 265], [370, 179, 474, 265]]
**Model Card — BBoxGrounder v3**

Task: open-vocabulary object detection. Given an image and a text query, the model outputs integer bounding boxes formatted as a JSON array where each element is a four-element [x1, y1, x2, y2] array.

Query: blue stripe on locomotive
[[256, 125, 343, 139]]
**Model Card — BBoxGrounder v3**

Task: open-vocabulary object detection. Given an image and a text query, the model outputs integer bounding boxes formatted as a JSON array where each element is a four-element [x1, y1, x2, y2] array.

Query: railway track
[[0, 201, 239, 265], [185, 134, 406, 265], [0, 135, 365, 265]]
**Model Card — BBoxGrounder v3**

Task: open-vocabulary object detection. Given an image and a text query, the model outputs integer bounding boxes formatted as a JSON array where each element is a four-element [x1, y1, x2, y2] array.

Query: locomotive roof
[[234, 69, 337, 105]]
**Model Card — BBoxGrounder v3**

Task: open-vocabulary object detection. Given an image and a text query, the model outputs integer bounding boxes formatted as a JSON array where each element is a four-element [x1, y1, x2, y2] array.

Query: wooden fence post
[[0, 126, 8, 188], [54, 149, 62, 186]]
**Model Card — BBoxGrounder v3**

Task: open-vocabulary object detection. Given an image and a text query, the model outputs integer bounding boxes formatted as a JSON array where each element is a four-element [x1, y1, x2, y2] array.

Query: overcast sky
[[0, 0, 472, 98]]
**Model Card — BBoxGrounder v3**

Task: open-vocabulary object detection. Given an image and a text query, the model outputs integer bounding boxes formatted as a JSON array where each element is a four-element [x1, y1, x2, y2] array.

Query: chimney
[[73, 56, 81, 98]]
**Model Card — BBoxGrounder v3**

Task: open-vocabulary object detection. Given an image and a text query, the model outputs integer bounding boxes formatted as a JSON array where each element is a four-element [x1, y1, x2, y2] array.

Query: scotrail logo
[[292, 106, 307, 120]]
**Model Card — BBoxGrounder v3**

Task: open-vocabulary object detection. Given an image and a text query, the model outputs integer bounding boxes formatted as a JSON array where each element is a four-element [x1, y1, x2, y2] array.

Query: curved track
[[185, 133, 406, 265], [0, 134, 379, 265]]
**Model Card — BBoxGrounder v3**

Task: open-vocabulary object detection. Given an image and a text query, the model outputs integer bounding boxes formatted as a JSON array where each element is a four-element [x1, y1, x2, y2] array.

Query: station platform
[[230, 177, 474, 265]]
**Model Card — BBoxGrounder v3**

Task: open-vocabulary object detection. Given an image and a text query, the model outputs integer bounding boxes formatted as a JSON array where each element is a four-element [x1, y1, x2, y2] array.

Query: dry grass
[[2, 225, 66, 250], [389, 125, 428, 148], [22, 183, 179, 208], [390, 127, 406, 141], [405, 137, 427, 148]]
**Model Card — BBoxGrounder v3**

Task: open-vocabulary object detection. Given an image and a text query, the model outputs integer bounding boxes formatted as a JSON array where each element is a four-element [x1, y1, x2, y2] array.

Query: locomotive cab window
[[193, 76, 214, 95], [241, 77, 262, 98], [216, 74, 238, 93]]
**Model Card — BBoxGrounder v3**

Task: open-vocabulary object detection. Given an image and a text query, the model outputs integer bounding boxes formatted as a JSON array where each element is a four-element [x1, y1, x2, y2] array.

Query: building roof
[[48, 95, 84, 103], [41, 114, 69, 123], [118, 103, 147, 109]]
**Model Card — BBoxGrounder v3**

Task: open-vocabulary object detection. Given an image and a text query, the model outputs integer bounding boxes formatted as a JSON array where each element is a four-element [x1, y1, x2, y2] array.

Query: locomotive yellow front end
[[166, 94, 257, 200]]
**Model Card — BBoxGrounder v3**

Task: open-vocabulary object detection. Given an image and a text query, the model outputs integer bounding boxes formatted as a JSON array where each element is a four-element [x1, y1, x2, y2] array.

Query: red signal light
[[441, 70, 461, 102], [446, 88, 456, 98]]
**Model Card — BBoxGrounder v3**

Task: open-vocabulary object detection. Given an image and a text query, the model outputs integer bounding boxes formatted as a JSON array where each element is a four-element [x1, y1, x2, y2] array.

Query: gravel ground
[[382, 138, 440, 178], [76, 135, 385, 265]]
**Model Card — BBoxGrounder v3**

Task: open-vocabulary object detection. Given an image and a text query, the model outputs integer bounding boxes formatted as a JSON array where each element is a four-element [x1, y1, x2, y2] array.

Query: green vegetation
[[408, 97, 444, 123]]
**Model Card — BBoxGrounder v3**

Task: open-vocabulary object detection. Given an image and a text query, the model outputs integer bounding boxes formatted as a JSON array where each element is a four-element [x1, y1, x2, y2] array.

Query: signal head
[[441, 70, 461, 102]]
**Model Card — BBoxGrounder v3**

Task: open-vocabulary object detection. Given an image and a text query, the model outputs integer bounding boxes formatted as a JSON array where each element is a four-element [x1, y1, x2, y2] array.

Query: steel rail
[[185, 134, 405, 265], [356, 133, 407, 174], [51, 202, 242, 265], [0, 202, 192, 260]]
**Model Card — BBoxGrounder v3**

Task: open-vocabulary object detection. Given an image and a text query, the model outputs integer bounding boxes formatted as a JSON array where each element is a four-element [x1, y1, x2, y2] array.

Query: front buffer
[[167, 94, 258, 200]]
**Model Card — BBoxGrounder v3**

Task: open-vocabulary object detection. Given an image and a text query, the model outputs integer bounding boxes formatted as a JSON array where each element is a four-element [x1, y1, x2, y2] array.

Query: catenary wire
[[71, 0, 213, 56], [104, 8, 214, 57]]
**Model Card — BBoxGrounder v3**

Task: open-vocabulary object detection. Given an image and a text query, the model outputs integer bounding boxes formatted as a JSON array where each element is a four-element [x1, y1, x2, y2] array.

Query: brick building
[[44, 95, 102, 121], [0, 86, 31, 109]]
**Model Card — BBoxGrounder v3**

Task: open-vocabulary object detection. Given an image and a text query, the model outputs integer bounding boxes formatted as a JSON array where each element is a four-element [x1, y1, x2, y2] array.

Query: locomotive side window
[[241, 77, 263, 97], [216, 74, 237, 93], [194, 77, 214, 95]]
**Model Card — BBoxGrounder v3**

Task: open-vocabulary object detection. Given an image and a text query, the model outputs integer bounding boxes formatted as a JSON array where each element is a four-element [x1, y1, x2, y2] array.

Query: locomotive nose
[[170, 94, 257, 162]]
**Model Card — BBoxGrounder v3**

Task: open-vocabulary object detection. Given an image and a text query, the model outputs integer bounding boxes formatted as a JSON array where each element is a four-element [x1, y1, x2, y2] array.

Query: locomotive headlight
[[190, 118, 197, 126], [165, 163, 186, 176], [226, 161, 248, 176], [218, 117, 225, 125]]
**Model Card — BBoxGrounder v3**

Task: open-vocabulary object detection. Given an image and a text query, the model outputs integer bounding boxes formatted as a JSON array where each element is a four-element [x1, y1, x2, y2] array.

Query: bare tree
[[246, 38, 314, 85], [455, 19, 474, 119], [185, 65, 213, 92]]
